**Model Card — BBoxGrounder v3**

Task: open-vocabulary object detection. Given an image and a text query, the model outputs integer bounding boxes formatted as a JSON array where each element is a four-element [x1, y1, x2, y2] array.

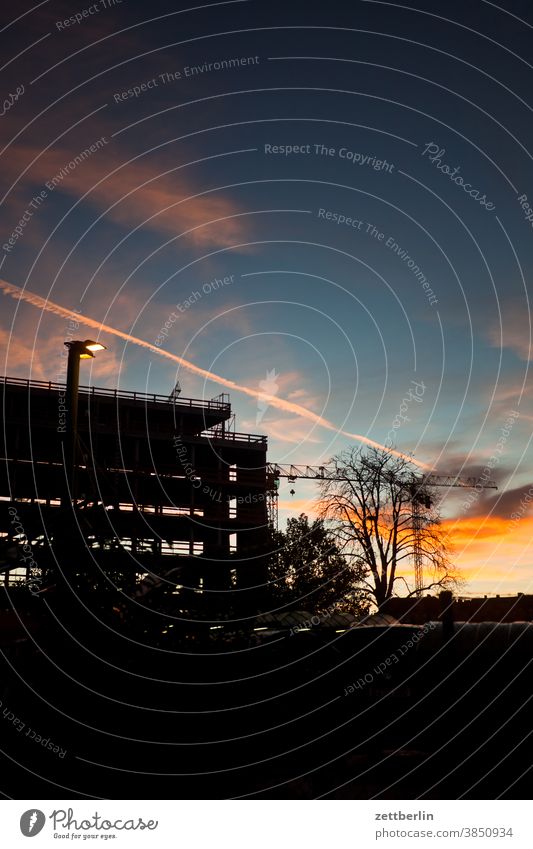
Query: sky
[[0, 0, 532, 595]]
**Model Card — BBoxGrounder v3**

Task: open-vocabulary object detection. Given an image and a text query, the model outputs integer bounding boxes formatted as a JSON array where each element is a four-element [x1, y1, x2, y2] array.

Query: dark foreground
[[1, 591, 532, 800]]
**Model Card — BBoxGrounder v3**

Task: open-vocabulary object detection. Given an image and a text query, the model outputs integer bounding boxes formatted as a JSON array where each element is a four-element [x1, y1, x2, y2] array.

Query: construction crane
[[406, 473, 497, 592], [168, 380, 181, 400], [266, 463, 496, 593]]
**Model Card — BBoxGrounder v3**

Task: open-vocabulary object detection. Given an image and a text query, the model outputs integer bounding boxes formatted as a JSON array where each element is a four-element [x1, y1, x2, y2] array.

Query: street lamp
[[62, 340, 107, 507], [81, 341, 106, 355]]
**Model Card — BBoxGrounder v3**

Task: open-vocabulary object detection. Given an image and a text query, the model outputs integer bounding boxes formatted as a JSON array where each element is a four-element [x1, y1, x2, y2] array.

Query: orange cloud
[[443, 513, 532, 548], [441, 512, 533, 589], [0, 328, 48, 380]]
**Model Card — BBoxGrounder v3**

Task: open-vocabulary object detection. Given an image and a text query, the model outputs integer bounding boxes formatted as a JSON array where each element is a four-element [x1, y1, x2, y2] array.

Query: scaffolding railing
[[201, 428, 267, 445], [0, 375, 231, 412]]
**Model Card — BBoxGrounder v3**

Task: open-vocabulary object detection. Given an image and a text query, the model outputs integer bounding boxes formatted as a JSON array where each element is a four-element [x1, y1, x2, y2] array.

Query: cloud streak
[[0, 278, 431, 467]]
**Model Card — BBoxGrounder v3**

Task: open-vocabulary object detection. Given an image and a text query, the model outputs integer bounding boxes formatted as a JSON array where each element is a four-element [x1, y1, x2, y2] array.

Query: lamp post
[[62, 340, 106, 508]]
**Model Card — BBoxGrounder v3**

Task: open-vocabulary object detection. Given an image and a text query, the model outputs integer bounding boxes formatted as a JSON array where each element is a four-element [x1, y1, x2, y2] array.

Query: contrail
[[0, 278, 430, 469]]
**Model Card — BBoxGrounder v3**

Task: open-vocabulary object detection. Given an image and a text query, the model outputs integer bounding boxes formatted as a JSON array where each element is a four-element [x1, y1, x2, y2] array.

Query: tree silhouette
[[267, 513, 367, 615], [318, 447, 459, 608]]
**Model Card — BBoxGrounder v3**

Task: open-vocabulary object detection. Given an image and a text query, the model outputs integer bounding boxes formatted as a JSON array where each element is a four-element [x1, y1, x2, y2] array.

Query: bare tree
[[318, 447, 459, 608]]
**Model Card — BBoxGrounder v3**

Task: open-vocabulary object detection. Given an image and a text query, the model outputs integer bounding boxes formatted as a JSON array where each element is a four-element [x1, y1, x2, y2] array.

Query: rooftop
[[0, 375, 231, 413]]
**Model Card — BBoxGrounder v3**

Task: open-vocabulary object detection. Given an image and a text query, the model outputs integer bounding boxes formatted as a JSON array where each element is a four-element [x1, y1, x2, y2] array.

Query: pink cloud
[[2, 140, 251, 251], [488, 299, 532, 361], [257, 416, 323, 445]]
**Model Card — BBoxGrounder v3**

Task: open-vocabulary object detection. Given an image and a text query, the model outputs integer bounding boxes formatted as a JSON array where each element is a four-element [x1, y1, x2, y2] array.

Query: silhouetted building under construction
[[0, 376, 269, 604]]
